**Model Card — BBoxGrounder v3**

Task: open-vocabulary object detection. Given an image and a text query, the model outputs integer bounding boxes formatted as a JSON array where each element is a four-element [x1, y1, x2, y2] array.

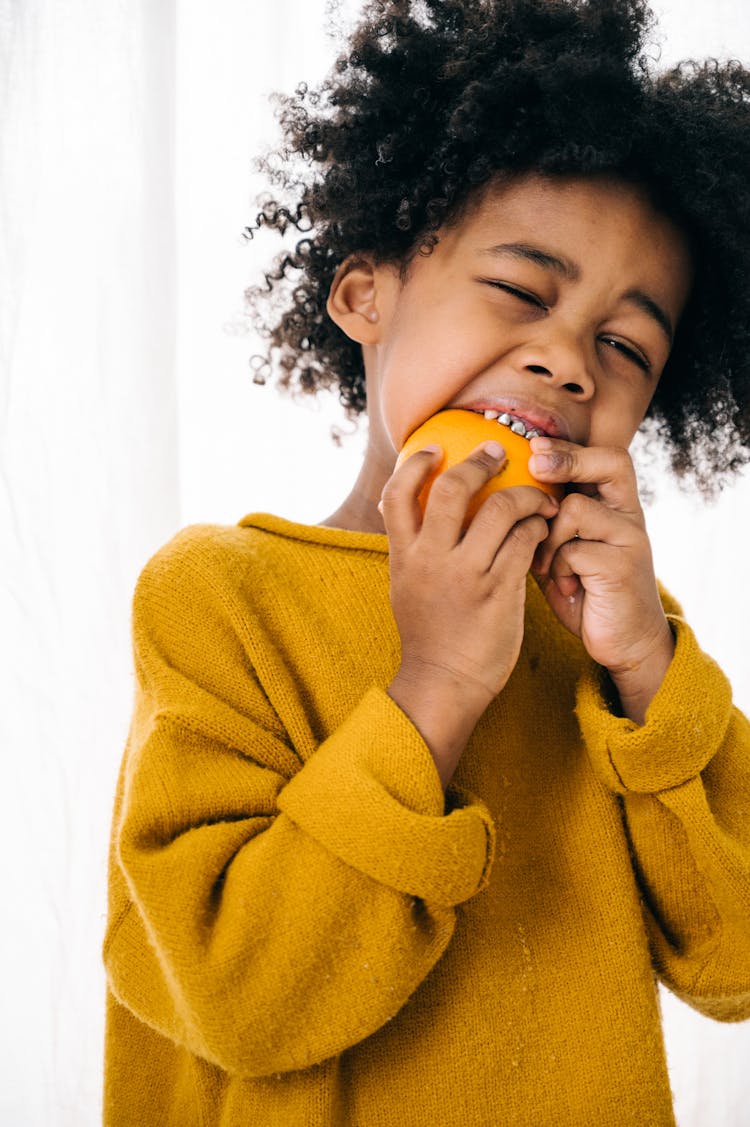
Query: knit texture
[[103, 513, 750, 1126]]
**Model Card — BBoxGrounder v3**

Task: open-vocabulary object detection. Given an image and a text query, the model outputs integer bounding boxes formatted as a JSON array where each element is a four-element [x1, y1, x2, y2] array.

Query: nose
[[515, 331, 596, 399]]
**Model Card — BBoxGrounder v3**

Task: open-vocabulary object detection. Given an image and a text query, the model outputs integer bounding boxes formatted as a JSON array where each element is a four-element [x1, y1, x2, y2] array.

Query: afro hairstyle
[[244, 0, 750, 492]]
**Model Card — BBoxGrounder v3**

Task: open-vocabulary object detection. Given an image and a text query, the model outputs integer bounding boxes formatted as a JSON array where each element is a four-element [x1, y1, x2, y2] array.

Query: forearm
[[577, 615, 750, 1013], [110, 806, 457, 1076], [110, 692, 494, 1075]]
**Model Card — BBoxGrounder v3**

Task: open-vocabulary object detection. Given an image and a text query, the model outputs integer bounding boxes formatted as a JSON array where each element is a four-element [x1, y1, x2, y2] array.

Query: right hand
[[381, 440, 559, 787]]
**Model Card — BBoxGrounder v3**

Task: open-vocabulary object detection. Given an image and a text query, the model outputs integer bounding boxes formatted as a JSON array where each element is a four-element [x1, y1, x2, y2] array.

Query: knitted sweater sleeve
[[575, 586, 750, 1020], [103, 529, 495, 1078]]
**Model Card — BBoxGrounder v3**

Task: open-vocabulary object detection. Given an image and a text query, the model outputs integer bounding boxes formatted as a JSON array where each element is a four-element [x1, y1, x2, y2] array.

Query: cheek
[[375, 295, 503, 448], [589, 385, 655, 449], [379, 377, 447, 452], [378, 351, 474, 450]]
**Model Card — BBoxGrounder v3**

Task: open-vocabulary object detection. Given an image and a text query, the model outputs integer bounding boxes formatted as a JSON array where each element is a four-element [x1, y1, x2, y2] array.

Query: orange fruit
[[395, 409, 564, 523]]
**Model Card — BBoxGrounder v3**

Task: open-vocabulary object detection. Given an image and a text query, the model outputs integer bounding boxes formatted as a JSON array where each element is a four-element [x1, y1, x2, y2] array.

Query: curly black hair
[[243, 0, 750, 492]]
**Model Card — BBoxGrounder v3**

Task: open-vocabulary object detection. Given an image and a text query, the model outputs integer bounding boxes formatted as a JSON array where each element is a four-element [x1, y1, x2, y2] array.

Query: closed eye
[[600, 337, 652, 373], [481, 278, 653, 372], [482, 280, 547, 310]]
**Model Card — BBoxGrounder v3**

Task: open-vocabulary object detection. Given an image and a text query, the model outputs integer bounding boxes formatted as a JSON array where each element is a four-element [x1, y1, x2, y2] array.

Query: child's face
[[366, 174, 692, 456]]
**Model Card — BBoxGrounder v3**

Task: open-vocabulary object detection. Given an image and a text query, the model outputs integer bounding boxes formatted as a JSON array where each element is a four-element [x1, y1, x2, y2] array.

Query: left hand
[[528, 436, 674, 723]]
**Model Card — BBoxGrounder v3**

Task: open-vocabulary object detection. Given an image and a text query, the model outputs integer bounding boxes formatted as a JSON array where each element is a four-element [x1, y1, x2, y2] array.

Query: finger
[[546, 543, 584, 603], [460, 485, 558, 572], [487, 512, 553, 583], [555, 574, 582, 600], [533, 568, 584, 629], [549, 538, 643, 589], [380, 445, 443, 548], [533, 491, 641, 577], [544, 554, 582, 602], [419, 440, 508, 549], [528, 437, 642, 515]]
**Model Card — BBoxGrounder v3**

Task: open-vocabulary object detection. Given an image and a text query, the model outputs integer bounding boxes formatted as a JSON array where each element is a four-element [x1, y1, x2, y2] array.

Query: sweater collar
[[238, 512, 390, 554]]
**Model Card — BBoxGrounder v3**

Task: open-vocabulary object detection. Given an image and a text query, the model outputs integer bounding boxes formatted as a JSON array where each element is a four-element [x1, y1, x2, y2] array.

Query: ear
[[326, 256, 394, 344]]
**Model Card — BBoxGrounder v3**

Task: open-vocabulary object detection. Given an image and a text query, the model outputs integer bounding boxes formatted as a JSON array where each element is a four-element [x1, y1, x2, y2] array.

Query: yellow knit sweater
[[103, 513, 750, 1126]]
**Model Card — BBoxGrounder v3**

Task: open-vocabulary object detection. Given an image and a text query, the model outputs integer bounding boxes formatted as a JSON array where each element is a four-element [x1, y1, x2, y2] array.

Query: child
[[102, 1, 750, 1123]]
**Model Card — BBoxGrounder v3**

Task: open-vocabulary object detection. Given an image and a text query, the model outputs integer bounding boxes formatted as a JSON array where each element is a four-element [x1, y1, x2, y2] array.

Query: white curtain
[[1, 3, 179, 1125], [1, 1, 748, 1123]]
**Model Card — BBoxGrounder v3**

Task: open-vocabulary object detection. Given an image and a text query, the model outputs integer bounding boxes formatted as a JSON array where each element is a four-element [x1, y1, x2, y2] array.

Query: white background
[[1, 1, 749, 1123]]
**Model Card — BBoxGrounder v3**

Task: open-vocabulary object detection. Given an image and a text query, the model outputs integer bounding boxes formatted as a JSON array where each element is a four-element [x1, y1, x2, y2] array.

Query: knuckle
[[609, 444, 631, 464], [479, 485, 548, 527], [558, 540, 580, 565], [512, 484, 551, 517], [529, 514, 550, 540], [470, 490, 513, 531], [604, 445, 634, 477], [468, 449, 502, 474], [483, 489, 513, 517], [511, 515, 548, 549], [561, 491, 588, 520], [431, 472, 469, 504]]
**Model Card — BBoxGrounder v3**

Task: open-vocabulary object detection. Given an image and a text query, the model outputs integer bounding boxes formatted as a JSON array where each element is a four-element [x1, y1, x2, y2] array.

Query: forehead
[[432, 173, 692, 311]]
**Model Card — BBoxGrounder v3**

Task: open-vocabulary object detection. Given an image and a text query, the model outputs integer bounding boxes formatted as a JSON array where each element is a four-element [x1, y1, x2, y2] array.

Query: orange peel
[[395, 408, 564, 523]]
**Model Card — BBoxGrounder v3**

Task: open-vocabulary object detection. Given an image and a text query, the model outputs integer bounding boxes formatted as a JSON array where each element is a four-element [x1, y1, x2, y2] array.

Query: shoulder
[[131, 514, 389, 663], [129, 522, 295, 742], [134, 519, 291, 607], [138, 522, 257, 589], [131, 516, 324, 644], [131, 522, 269, 655], [137, 513, 344, 595]]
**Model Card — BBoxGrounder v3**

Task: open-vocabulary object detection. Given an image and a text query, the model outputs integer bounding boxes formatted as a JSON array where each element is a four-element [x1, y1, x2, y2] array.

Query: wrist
[[387, 661, 491, 790], [606, 622, 675, 726]]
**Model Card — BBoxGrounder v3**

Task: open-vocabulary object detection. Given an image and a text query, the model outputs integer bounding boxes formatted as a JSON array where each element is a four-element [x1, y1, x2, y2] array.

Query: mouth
[[453, 400, 571, 442], [476, 408, 549, 440]]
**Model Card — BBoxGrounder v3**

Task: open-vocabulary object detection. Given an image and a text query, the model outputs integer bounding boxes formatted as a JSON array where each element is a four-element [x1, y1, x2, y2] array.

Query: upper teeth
[[483, 408, 542, 440]]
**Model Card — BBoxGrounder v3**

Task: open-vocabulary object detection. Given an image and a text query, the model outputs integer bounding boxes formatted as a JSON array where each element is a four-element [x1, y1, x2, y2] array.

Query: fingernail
[[530, 436, 553, 451], [529, 453, 553, 473], [483, 440, 504, 459], [377, 499, 384, 514]]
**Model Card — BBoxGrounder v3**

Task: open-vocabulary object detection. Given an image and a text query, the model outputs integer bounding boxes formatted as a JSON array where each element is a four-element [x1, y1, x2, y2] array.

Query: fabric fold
[[278, 687, 496, 905], [576, 616, 734, 794]]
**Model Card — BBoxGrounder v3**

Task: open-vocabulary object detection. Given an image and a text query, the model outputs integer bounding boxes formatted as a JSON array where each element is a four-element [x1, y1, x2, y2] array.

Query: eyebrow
[[477, 241, 674, 346], [621, 289, 674, 346], [478, 242, 581, 281]]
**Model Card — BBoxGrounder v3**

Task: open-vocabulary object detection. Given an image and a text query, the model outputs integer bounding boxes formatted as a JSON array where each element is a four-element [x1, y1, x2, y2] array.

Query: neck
[[319, 438, 394, 533]]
